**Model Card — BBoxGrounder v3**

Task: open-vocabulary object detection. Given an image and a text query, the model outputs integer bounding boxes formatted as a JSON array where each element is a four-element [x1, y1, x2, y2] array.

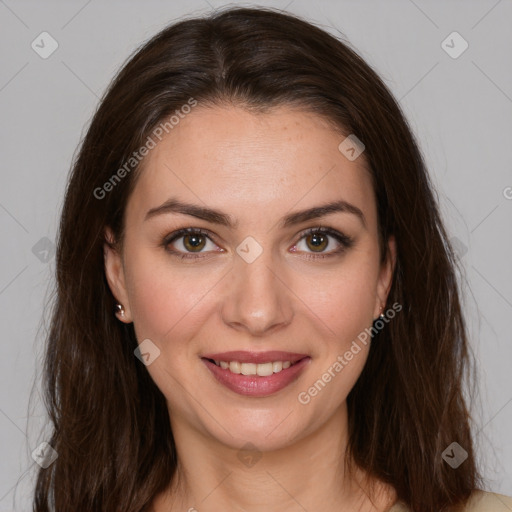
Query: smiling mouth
[[202, 357, 306, 376], [201, 355, 311, 397]]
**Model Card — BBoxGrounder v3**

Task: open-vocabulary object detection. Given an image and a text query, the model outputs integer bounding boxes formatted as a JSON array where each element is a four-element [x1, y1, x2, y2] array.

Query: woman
[[33, 6, 512, 512]]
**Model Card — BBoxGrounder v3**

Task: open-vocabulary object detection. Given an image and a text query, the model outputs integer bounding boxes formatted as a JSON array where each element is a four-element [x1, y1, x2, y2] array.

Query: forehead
[[125, 104, 376, 230]]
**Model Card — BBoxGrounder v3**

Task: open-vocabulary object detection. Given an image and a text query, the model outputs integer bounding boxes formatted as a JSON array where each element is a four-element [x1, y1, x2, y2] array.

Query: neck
[[151, 402, 396, 512]]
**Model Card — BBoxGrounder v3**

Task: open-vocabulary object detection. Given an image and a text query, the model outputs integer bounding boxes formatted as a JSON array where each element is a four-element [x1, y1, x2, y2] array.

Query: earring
[[375, 305, 385, 322], [115, 303, 125, 319]]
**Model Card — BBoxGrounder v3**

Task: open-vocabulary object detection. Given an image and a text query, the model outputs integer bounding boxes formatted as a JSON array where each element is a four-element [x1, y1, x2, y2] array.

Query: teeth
[[256, 362, 273, 377], [229, 361, 241, 374], [241, 363, 257, 375], [212, 359, 297, 375]]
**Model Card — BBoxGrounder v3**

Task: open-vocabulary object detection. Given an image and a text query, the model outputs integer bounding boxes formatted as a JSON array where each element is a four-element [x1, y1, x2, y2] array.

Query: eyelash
[[162, 226, 354, 261]]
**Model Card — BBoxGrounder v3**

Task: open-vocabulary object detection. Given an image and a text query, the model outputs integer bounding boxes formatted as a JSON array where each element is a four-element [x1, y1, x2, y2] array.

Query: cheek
[[124, 250, 220, 343], [297, 259, 378, 342], [123, 253, 218, 402]]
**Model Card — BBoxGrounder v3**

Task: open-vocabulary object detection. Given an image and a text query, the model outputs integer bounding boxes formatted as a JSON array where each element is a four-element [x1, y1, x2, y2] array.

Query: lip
[[201, 354, 311, 397], [200, 351, 309, 364]]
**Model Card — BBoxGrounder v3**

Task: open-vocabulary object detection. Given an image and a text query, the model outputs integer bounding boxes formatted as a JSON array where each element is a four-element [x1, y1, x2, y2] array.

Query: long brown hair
[[33, 6, 482, 511]]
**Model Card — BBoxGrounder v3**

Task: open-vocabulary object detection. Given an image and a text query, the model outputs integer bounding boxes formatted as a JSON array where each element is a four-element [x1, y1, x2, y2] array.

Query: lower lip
[[202, 357, 311, 397]]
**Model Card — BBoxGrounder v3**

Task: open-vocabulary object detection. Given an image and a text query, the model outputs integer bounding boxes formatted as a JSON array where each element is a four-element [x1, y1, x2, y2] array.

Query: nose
[[221, 245, 294, 337]]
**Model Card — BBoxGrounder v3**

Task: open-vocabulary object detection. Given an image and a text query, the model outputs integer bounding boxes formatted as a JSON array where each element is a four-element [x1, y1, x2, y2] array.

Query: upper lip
[[201, 351, 309, 364]]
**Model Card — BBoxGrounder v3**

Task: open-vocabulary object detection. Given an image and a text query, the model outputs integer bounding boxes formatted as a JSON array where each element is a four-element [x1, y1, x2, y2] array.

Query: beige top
[[389, 490, 512, 511]]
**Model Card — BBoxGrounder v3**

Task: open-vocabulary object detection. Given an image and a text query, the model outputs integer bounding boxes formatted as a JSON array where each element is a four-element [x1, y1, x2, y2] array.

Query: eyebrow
[[145, 197, 366, 230]]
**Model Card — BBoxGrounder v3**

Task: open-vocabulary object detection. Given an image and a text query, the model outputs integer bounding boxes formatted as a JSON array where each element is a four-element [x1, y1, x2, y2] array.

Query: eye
[[162, 226, 354, 261], [163, 228, 220, 260], [291, 227, 354, 259]]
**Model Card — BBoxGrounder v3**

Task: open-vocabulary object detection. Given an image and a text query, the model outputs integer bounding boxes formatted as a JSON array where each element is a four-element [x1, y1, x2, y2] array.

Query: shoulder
[[388, 490, 512, 512], [464, 490, 512, 511]]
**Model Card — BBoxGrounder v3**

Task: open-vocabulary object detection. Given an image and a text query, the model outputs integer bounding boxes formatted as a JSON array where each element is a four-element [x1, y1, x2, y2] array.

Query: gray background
[[1, 0, 511, 509]]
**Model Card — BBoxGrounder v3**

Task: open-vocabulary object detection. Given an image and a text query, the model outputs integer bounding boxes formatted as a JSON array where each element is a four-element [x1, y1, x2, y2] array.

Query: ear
[[103, 227, 133, 323], [374, 234, 397, 319]]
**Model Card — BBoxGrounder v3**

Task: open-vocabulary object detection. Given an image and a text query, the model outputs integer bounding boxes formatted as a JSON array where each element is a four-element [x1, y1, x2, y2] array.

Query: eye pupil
[[307, 233, 328, 252], [184, 234, 206, 251]]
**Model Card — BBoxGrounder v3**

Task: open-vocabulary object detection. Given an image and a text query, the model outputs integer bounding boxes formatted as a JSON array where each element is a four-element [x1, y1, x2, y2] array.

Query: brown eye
[[305, 232, 329, 252], [292, 227, 354, 260], [164, 228, 218, 259], [182, 233, 207, 252]]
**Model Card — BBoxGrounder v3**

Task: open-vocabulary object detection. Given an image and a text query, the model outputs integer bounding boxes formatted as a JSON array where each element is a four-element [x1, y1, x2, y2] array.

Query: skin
[[104, 104, 398, 511]]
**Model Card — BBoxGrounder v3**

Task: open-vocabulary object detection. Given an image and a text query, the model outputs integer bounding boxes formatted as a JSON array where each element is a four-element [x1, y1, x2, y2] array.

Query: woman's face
[[105, 104, 395, 451]]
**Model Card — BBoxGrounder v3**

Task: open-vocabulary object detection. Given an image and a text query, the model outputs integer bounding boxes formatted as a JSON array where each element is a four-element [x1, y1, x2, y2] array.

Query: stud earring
[[115, 303, 125, 319], [374, 305, 385, 322]]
